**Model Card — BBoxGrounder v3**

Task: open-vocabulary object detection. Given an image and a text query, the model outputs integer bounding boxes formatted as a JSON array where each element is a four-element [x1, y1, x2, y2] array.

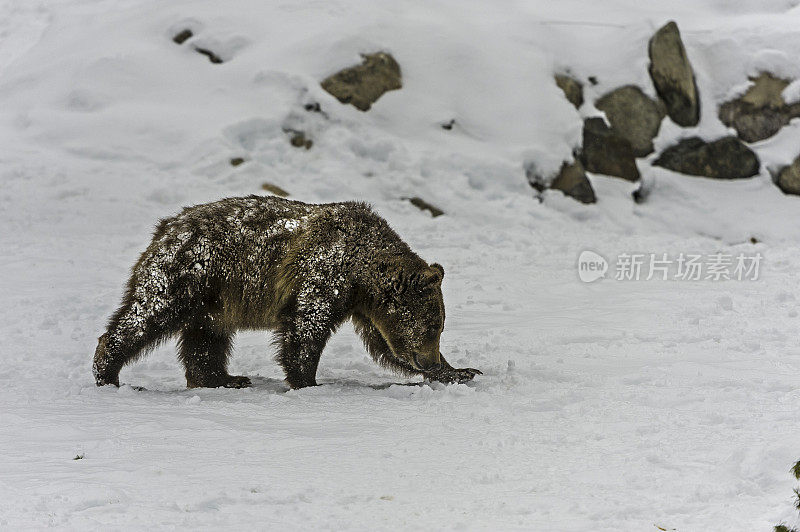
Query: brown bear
[[93, 195, 481, 389]]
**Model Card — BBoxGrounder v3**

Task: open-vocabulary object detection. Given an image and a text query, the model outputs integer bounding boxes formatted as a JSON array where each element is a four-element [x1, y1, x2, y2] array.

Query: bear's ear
[[416, 265, 443, 291], [429, 263, 444, 279]]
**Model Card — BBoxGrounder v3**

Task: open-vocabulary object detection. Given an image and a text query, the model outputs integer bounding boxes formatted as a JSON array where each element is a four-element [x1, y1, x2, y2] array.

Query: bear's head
[[369, 258, 446, 372]]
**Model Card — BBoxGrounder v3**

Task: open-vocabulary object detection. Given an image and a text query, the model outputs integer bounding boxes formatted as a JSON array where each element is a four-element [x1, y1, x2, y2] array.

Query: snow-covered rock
[[581, 117, 640, 181], [719, 72, 800, 143], [595, 85, 665, 157], [653, 136, 760, 179], [648, 21, 700, 127]]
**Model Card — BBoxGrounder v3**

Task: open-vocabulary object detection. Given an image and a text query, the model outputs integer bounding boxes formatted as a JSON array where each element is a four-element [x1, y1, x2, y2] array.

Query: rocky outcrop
[[774, 156, 800, 195], [580, 118, 640, 182], [321, 52, 402, 111], [648, 21, 700, 127], [653, 137, 759, 179], [595, 85, 665, 156], [554, 74, 584, 109], [719, 73, 800, 143], [526, 160, 596, 204]]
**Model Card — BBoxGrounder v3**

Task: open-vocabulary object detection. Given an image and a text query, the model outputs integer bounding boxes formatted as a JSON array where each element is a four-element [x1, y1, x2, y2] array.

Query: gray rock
[[554, 74, 584, 109], [719, 73, 800, 143], [774, 156, 800, 195], [595, 85, 665, 157], [653, 137, 759, 179], [321, 52, 402, 111], [526, 159, 596, 204], [648, 21, 700, 127], [580, 117, 640, 182]]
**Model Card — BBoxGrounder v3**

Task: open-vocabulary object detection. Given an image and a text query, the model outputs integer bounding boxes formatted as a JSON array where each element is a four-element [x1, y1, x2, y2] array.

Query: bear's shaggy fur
[[93, 195, 480, 389]]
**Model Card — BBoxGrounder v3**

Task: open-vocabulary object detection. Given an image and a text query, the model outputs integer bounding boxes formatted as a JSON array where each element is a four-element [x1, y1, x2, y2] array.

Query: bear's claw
[[424, 366, 482, 384]]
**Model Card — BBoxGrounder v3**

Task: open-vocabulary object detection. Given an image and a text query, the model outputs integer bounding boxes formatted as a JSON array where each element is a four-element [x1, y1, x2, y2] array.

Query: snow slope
[[1, 0, 800, 529]]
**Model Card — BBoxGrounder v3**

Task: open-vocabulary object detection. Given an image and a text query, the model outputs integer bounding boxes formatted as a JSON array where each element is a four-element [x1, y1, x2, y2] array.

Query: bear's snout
[[413, 351, 441, 371]]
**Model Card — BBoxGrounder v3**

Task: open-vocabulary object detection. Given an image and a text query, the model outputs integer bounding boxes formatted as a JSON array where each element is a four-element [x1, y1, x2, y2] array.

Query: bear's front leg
[[276, 287, 343, 389], [277, 320, 335, 389]]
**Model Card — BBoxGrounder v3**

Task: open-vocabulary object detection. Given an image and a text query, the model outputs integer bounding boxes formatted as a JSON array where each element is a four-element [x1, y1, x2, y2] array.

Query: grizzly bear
[[93, 195, 481, 389]]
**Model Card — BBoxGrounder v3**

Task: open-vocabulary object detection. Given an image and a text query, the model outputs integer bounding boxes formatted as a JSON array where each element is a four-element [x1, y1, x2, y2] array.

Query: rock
[[554, 74, 584, 109], [774, 156, 800, 194], [648, 21, 700, 127], [404, 197, 444, 217], [321, 52, 402, 111], [172, 29, 193, 45], [230, 157, 246, 167], [580, 117, 640, 182], [632, 183, 648, 204], [288, 131, 313, 150], [595, 85, 665, 156], [632, 175, 655, 204], [653, 136, 759, 179], [261, 182, 289, 197], [550, 160, 596, 204], [719, 73, 800, 143], [525, 159, 596, 204], [194, 46, 223, 64]]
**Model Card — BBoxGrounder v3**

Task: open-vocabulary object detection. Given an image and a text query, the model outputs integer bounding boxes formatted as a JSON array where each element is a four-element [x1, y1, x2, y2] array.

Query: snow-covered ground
[[1, 0, 800, 529]]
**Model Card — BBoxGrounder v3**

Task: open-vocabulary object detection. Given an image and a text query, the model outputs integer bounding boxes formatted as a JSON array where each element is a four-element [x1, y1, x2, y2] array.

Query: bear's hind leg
[[178, 321, 249, 388]]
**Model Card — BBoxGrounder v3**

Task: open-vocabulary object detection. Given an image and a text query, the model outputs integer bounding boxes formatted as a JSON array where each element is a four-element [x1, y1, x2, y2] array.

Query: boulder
[[526, 159, 596, 204], [648, 21, 700, 127], [580, 117, 640, 182], [595, 85, 665, 157], [554, 74, 584, 109], [774, 156, 800, 195], [321, 52, 402, 111], [719, 73, 800, 143], [653, 136, 759, 179]]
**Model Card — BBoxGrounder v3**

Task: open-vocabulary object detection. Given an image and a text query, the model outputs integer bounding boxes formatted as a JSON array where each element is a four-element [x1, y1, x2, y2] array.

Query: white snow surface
[[1, 0, 800, 530]]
